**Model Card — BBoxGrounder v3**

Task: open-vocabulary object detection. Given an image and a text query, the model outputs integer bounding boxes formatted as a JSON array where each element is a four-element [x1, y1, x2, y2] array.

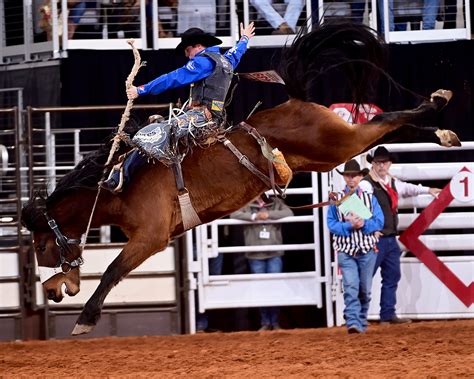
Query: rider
[[100, 22, 256, 193]]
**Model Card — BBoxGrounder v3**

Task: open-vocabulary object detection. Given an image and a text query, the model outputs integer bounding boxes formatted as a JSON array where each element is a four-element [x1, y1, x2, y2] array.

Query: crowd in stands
[[35, 0, 467, 43]]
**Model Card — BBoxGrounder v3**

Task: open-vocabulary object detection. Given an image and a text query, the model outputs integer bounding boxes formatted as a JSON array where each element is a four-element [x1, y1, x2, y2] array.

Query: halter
[[38, 213, 83, 283]]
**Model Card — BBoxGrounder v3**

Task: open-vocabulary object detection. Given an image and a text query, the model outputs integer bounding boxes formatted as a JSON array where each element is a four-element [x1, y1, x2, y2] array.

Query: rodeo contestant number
[[450, 171, 474, 203]]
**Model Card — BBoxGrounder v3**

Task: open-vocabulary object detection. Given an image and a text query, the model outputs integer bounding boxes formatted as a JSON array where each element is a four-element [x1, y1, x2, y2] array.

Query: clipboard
[[338, 193, 373, 220]]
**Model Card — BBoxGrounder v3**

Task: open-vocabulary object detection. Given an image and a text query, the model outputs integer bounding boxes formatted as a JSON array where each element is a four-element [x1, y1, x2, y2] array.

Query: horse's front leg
[[71, 240, 167, 335]]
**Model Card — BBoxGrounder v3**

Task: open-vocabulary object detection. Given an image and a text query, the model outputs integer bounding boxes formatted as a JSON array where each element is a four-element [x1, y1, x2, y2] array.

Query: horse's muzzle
[[46, 289, 63, 303]]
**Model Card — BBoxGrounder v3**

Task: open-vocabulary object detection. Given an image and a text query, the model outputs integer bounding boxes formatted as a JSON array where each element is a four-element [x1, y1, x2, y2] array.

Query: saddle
[[112, 108, 293, 231]]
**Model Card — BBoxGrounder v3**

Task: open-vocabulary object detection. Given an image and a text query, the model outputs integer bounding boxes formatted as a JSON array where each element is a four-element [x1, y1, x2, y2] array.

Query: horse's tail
[[277, 21, 387, 107]]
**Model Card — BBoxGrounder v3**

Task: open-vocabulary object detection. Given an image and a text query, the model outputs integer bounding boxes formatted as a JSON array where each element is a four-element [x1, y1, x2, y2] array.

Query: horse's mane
[[21, 120, 142, 231], [277, 20, 388, 108], [48, 119, 142, 206], [21, 147, 117, 231]]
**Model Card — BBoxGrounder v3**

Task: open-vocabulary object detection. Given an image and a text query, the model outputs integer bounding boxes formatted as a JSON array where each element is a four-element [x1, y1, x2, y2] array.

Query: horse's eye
[[36, 245, 46, 254]]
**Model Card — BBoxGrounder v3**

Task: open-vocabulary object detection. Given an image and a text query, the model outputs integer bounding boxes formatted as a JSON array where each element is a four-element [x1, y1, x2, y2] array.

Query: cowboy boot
[[272, 22, 294, 35], [99, 150, 146, 194]]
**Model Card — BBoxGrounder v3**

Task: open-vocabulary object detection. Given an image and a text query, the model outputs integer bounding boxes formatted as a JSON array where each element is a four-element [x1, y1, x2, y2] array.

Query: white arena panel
[[0, 253, 19, 277], [201, 273, 322, 310], [34, 245, 176, 306], [390, 162, 474, 180], [0, 283, 20, 308], [399, 213, 474, 229], [369, 257, 474, 319]]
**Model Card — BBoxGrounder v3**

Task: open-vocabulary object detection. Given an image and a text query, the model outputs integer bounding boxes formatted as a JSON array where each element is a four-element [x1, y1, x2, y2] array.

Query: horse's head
[[22, 196, 83, 303]]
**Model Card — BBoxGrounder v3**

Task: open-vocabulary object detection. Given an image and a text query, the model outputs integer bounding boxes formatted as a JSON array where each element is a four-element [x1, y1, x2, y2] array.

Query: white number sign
[[450, 171, 474, 203]]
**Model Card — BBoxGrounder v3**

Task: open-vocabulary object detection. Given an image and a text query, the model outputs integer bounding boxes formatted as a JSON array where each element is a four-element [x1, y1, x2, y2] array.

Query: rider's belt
[[189, 105, 213, 122]]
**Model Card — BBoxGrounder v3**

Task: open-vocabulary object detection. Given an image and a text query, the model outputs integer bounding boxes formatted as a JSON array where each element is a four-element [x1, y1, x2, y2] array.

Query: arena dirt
[[1, 319, 473, 377]]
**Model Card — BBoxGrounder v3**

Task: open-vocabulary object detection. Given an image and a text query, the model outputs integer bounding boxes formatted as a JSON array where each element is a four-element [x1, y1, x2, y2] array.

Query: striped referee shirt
[[327, 187, 384, 256]]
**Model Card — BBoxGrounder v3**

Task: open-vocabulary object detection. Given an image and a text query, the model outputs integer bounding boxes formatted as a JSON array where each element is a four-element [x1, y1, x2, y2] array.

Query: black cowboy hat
[[366, 146, 396, 163], [176, 28, 222, 52], [336, 159, 368, 175]]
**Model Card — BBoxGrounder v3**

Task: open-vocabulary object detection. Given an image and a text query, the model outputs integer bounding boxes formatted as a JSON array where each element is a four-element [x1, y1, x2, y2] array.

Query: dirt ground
[[1, 320, 473, 378]]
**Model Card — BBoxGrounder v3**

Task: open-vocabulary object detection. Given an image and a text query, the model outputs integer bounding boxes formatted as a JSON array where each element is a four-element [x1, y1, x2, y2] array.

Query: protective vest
[[363, 176, 398, 236], [191, 51, 233, 115]]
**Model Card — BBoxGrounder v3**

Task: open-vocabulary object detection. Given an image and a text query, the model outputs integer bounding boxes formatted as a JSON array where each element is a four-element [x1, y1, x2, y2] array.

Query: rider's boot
[[99, 150, 146, 194]]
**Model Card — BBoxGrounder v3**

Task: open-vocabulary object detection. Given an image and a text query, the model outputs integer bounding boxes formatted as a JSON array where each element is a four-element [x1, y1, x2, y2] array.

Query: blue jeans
[[196, 255, 224, 331], [378, 0, 408, 32], [350, 2, 366, 24], [422, 0, 440, 29], [378, 0, 439, 32], [373, 236, 402, 321], [109, 149, 147, 189], [248, 256, 283, 326], [338, 250, 377, 331]]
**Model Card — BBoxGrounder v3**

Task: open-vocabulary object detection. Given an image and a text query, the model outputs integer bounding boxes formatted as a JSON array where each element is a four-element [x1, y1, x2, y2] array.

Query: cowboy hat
[[366, 146, 396, 163], [176, 28, 222, 52], [336, 159, 368, 175]]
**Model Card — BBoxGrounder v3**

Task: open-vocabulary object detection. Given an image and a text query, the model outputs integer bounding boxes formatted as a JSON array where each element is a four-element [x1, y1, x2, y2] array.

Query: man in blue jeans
[[231, 195, 293, 331], [378, 0, 440, 33], [327, 160, 384, 334], [360, 146, 441, 324], [196, 254, 223, 332]]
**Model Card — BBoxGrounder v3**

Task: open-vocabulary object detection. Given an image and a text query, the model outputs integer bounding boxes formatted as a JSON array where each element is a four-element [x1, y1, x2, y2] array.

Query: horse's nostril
[[47, 290, 56, 300]]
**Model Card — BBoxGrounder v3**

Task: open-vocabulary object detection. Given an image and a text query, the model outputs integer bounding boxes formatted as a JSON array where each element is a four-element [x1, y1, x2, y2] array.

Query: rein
[[81, 39, 144, 251]]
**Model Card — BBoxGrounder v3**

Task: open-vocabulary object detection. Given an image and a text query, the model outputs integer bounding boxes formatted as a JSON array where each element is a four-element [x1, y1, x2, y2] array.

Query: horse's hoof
[[71, 323, 94, 336], [430, 89, 453, 104], [436, 129, 461, 147]]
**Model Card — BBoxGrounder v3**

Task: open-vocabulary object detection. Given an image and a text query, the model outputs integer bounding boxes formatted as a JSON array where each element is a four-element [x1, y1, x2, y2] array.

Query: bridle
[[37, 212, 83, 283]]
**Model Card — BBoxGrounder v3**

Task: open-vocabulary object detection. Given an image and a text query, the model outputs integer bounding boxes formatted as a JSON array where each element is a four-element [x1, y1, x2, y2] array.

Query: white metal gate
[[186, 173, 335, 333], [188, 142, 474, 332]]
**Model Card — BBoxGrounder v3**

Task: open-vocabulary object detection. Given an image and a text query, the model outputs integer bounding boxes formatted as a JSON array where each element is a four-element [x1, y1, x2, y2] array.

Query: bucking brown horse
[[21, 22, 461, 335]]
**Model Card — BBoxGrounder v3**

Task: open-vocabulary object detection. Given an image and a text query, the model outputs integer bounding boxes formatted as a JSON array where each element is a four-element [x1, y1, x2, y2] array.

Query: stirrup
[[99, 177, 121, 194], [99, 168, 124, 194]]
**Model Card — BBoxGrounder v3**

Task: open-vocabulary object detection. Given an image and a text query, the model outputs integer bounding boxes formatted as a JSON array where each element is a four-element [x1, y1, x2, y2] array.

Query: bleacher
[[0, 0, 471, 64]]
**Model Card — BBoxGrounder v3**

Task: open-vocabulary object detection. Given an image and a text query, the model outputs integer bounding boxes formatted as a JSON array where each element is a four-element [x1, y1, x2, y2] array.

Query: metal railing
[[1, 0, 471, 64], [0, 102, 184, 340]]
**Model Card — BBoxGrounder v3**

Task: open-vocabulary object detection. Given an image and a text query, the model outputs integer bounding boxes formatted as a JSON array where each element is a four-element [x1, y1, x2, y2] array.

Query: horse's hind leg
[[369, 89, 452, 127], [375, 124, 461, 147], [71, 239, 168, 335]]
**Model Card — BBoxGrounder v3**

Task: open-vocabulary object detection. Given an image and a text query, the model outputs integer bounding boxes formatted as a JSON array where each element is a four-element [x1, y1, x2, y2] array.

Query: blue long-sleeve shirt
[[137, 38, 249, 96], [327, 187, 384, 237]]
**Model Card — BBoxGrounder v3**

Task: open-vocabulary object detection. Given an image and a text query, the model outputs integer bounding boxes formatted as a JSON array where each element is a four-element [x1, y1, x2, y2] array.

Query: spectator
[[442, 0, 457, 29], [327, 159, 384, 334], [231, 195, 293, 331], [378, 0, 439, 33], [250, 0, 305, 34], [178, 0, 217, 36], [359, 146, 441, 324], [350, 0, 366, 24], [421, 0, 441, 29], [67, 1, 87, 38], [196, 254, 223, 333]]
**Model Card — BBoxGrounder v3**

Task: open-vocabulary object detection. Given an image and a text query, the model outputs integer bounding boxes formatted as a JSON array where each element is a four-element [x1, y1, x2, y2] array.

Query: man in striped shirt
[[327, 159, 384, 334]]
